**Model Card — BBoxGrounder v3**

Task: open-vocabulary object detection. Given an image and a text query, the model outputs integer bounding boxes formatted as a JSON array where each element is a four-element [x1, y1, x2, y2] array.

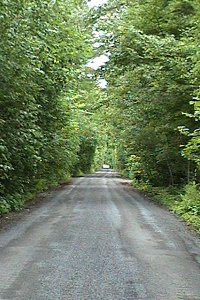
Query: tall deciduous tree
[[92, 0, 200, 185], [0, 0, 98, 213]]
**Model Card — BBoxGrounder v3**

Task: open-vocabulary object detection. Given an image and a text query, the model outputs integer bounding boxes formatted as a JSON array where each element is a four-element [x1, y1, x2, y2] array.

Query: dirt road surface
[[0, 170, 200, 300]]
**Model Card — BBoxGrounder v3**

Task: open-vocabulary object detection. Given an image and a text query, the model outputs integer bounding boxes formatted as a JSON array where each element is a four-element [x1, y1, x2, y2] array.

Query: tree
[[92, 0, 199, 185], [0, 0, 97, 213]]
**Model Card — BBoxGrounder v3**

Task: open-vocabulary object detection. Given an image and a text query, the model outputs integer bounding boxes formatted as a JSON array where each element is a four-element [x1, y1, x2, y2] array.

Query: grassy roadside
[[132, 180, 200, 232]]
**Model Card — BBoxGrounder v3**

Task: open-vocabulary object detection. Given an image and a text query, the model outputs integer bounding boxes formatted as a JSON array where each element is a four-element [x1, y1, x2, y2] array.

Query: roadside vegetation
[[0, 0, 200, 231], [0, 0, 102, 214], [91, 0, 200, 231]]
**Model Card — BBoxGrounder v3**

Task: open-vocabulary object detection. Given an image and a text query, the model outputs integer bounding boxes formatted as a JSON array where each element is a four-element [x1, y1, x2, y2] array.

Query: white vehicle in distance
[[102, 164, 110, 169]]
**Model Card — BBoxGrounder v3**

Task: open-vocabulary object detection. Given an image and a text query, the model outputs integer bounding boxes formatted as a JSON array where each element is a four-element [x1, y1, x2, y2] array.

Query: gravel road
[[0, 170, 200, 300]]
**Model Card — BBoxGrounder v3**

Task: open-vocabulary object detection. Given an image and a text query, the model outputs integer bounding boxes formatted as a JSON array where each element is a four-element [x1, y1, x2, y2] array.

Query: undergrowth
[[132, 179, 200, 232], [0, 178, 65, 216], [0, 193, 31, 215], [173, 182, 200, 231]]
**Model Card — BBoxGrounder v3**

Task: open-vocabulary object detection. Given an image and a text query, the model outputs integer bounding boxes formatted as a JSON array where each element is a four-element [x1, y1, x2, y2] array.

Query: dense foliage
[[95, 0, 199, 185], [0, 0, 98, 213], [1, 0, 200, 230], [90, 0, 200, 229]]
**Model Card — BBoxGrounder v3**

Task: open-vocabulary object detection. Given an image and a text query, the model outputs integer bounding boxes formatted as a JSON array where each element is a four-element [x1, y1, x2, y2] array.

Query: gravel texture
[[0, 170, 200, 300]]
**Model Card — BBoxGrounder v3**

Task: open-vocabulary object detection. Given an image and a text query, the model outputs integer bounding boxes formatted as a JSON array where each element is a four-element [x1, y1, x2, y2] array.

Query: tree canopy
[[0, 0, 99, 212], [0, 0, 200, 224], [92, 0, 200, 186]]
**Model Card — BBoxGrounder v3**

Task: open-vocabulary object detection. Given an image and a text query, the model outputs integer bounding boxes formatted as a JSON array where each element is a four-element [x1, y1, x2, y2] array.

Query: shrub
[[172, 182, 200, 231], [174, 182, 200, 216], [0, 198, 11, 215]]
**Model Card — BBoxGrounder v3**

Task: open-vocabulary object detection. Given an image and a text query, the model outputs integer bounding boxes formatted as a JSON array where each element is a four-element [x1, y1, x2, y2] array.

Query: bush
[[172, 182, 200, 231], [7, 194, 25, 211], [152, 186, 181, 209], [174, 182, 200, 216], [0, 194, 25, 215], [0, 198, 11, 214], [132, 180, 200, 230]]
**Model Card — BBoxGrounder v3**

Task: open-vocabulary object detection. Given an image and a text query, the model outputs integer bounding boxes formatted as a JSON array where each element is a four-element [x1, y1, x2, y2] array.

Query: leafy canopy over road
[[0, 0, 100, 213], [0, 0, 200, 230], [89, 0, 200, 229]]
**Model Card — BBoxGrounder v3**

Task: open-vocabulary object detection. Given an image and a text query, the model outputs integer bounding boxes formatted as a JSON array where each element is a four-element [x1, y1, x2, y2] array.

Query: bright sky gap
[[88, 0, 108, 8]]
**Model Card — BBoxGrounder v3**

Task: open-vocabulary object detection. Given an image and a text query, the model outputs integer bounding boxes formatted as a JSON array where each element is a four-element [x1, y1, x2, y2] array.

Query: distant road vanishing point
[[0, 170, 200, 300]]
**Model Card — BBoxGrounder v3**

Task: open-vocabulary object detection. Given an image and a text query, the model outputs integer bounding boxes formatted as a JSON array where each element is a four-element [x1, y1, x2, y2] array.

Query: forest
[[0, 0, 200, 230]]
